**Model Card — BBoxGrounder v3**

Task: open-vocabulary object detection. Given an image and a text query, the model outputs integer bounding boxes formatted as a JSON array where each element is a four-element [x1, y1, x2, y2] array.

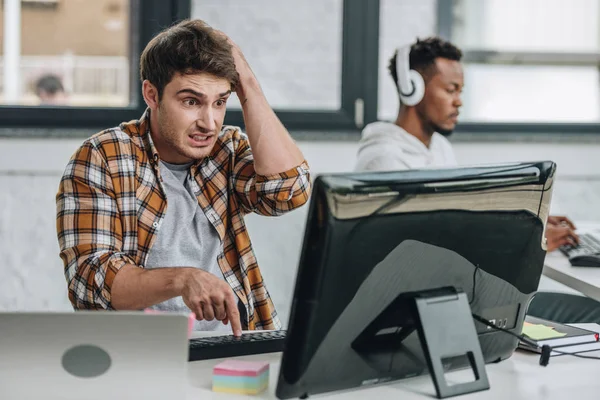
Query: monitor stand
[[352, 287, 490, 398]]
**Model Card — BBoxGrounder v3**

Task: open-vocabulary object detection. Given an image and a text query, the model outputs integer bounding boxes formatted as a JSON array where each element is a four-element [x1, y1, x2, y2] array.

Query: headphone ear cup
[[399, 69, 425, 106]]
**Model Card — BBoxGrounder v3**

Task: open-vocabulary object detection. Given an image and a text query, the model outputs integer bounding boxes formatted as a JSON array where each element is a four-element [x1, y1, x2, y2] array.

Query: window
[[1, 0, 130, 107], [461, 64, 599, 123], [0, 0, 189, 128], [450, 0, 600, 124]]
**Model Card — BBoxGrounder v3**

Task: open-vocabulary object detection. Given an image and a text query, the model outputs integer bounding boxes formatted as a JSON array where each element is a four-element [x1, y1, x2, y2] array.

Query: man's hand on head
[[179, 268, 242, 337], [213, 30, 257, 102]]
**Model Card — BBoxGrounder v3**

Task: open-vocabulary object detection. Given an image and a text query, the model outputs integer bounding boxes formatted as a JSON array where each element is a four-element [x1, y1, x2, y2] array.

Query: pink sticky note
[[144, 309, 195, 337], [213, 360, 270, 377]]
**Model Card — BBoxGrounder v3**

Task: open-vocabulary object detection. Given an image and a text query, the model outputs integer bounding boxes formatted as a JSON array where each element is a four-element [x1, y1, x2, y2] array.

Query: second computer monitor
[[276, 161, 555, 399]]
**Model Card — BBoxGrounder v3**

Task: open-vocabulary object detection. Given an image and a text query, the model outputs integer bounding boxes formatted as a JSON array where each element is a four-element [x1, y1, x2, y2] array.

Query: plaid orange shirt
[[56, 110, 311, 330]]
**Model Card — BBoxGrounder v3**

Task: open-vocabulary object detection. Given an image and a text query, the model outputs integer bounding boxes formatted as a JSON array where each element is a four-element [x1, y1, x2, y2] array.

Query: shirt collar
[[136, 108, 161, 166]]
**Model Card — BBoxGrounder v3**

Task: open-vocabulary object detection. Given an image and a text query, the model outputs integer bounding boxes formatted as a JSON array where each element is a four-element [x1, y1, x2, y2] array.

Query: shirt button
[[152, 221, 159, 228]]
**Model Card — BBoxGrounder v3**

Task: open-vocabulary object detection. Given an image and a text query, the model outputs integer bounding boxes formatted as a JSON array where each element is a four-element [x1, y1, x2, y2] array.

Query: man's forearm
[[110, 264, 192, 310], [239, 76, 305, 176]]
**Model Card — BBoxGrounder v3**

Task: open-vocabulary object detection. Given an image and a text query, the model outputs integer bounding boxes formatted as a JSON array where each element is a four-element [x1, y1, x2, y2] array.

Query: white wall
[[1, 137, 599, 325]]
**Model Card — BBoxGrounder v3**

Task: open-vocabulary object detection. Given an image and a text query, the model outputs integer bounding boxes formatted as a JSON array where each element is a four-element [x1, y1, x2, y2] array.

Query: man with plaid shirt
[[55, 20, 311, 336]]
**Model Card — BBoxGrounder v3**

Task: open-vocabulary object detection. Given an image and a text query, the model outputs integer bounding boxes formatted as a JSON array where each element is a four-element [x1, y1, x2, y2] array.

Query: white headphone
[[395, 44, 425, 106]]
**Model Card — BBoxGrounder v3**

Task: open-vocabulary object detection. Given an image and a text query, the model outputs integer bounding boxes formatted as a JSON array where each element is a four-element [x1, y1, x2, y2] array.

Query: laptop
[[0, 311, 189, 400]]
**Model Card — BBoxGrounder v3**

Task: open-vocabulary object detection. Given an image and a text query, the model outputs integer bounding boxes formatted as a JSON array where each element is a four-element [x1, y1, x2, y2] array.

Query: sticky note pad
[[522, 322, 567, 340], [212, 360, 270, 395]]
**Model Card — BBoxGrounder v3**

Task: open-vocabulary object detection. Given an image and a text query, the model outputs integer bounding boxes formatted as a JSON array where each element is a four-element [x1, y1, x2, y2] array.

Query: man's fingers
[[554, 226, 572, 238], [202, 302, 215, 321], [559, 216, 576, 229], [566, 236, 578, 247], [546, 226, 569, 251], [550, 215, 577, 230], [194, 306, 204, 321], [558, 227, 579, 245], [546, 225, 579, 251], [214, 29, 238, 48], [225, 293, 242, 336], [570, 230, 580, 245], [213, 302, 227, 321], [559, 218, 577, 230], [569, 234, 579, 247]]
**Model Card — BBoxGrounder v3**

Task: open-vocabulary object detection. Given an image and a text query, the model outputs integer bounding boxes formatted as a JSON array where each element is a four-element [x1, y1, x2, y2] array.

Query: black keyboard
[[188, 330, 287, 361], [560, 233, 600, 267]]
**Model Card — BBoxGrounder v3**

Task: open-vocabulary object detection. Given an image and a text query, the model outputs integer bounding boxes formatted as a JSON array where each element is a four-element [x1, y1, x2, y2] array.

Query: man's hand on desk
[[180, 269, 243, 337], [546, 215, 579, 252]]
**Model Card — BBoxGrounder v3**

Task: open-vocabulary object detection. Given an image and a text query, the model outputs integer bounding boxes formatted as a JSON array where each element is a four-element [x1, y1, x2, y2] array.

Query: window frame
[[0, 0, 191, 129], [438, 0, 600, 135]]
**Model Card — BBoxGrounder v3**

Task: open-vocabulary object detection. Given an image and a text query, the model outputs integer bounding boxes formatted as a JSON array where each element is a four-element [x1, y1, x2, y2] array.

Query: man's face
[[416, 58, 464, 136], [38, 90, 67, 105], [148, 72, 231, 164]]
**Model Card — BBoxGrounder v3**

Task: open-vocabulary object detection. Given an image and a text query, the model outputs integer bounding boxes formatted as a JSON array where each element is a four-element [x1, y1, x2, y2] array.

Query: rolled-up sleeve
[[56, 142, 133, 309], [232, 133, 311, 216]]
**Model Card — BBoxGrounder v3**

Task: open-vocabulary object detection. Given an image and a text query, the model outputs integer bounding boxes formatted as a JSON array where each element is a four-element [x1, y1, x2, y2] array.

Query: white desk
[[543, 223, 600, 302], [185, 325, 600, 400]]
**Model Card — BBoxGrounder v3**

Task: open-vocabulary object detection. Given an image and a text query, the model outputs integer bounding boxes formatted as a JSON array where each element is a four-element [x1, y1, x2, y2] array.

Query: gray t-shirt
[[145, 160, 231, 332]]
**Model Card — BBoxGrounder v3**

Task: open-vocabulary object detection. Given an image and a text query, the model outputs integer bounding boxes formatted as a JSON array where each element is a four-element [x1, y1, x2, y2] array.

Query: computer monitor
[[276, 161, 555, 399]]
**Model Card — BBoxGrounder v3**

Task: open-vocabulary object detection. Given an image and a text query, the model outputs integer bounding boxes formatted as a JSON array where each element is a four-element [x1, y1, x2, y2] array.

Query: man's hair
[[35, 74, 64, 95], [139, 19, 239, 99], [388, 37, 462, 92]]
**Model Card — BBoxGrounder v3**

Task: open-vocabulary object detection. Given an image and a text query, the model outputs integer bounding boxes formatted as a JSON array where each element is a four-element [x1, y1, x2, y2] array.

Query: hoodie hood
[[360, 121, 428, 155], [354, 121, 457, 172]]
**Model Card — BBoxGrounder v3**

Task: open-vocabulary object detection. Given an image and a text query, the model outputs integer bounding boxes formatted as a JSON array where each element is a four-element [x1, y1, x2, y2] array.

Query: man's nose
[[454, 95, 463, 108], [198, 107, 216, 132]]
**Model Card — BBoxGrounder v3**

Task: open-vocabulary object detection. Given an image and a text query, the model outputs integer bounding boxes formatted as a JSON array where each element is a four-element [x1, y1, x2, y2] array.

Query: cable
[[471, 314, 538, 348], [471, 313, 600, 366], [548, 348, 600, 360], [468, 265, 480, 305]]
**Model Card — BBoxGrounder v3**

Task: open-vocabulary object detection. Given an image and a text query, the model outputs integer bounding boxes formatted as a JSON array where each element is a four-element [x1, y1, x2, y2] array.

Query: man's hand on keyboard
[[548, 215, 577, 230], [546, 215, 579, 252], [180, 269, 242, 337]]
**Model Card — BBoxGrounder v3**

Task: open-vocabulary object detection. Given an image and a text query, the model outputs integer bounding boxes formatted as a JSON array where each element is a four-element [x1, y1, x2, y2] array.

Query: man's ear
[[142, 80, 159, 110]]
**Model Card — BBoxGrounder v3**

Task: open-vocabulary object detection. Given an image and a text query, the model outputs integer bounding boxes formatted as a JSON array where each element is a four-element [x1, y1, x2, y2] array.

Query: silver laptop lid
[[0, 311, 189, 400]]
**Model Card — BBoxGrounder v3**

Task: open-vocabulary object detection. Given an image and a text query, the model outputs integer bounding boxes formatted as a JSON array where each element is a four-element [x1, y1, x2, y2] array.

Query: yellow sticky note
[[522, 323, 566, 340]]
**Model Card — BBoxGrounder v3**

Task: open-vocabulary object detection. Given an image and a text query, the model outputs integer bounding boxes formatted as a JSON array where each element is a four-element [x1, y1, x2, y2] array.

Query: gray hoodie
[[354, 121, 457, 172]]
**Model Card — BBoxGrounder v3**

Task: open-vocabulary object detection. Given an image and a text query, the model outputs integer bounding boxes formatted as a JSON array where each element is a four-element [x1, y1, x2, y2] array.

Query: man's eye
[[184, 99, 198, 106], [216, 99, 226, 107]]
